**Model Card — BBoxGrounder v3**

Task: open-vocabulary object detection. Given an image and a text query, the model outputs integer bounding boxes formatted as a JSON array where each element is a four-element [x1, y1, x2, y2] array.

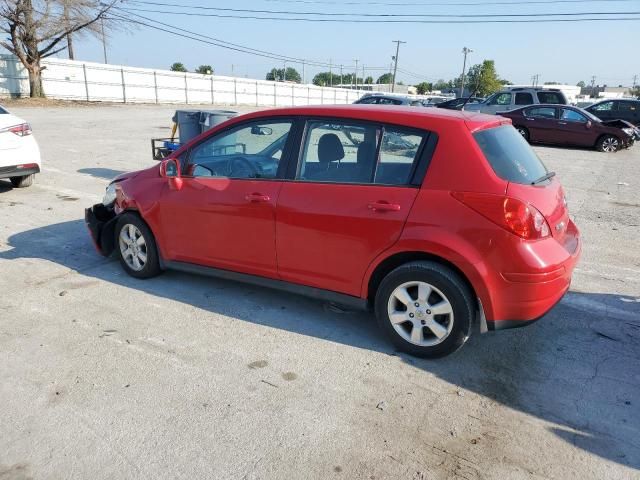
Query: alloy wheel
[[387, 281, 454, 347], [602, 137, 619, 152], [119, 224, 148, 271]]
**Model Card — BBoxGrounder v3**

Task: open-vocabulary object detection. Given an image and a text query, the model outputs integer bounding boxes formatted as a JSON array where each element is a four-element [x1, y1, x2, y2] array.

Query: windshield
[[474, 125, 548, 185], [0, 106, 8, 114]]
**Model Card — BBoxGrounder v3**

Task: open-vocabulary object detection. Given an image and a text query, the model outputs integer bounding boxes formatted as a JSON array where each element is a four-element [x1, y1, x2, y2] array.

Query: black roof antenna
[[461, 68, 483, 111]]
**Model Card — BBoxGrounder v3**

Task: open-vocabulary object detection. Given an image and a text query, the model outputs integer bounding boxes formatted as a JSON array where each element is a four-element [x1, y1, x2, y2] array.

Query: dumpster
[[151, 109, 238, 160]]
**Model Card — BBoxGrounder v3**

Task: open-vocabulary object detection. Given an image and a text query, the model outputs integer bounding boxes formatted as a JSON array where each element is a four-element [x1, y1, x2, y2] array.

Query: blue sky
[[43, 0, 640, 86]]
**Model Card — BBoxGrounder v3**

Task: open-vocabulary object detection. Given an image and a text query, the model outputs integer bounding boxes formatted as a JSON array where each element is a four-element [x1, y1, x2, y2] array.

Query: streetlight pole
[[459, 47, 473, 98], [391, 40, 406, 93], [329, 58, 333, 87]]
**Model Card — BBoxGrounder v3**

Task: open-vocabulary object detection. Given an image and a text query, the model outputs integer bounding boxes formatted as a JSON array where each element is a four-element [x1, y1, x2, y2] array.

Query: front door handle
[[245, 193, 271, 203], [558, 121, 567, 125], [368, 201, 401, 212]]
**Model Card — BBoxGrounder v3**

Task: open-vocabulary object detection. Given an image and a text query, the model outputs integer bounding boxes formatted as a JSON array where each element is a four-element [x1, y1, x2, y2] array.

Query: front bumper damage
[[85, 203, 117, 256]]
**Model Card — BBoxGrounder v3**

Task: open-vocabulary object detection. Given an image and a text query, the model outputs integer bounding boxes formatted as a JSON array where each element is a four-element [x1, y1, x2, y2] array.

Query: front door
[[157, 119, 295, 278], [558, 108, 593, 146], [276, 119, 431, 297]]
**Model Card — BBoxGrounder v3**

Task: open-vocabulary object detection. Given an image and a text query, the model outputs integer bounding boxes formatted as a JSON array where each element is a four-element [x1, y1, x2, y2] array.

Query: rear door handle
[[245, 193, 271, 203], [368, 201, 401, 212], [558, 121, 567, 125]]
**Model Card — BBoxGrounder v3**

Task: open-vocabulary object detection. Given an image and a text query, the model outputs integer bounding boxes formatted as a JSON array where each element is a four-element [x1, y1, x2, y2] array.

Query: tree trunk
[[27, 66, 45, 98], [67, 33, 74, 60]]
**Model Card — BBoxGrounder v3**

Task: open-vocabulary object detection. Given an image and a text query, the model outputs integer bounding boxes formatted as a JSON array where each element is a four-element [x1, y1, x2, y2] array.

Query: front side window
[[537, 91, 564, 104], [560, 109, 587, 123], [297, 120, 425, 185], [490, 93, 512, 106], [591, 101, 615, 112], [187, 120, 293, 179], [515, 92, 533, 105], [526, 107, 557, 119]]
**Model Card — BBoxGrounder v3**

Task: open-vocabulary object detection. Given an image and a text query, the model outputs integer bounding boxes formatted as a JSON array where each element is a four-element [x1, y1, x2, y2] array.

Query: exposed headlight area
[[622, 128, 634, 136], [102, 182, 117, 206]]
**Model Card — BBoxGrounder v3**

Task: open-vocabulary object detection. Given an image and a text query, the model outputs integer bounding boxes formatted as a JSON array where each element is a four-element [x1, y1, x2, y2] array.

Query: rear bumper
[[0, 164, 40, 179], [483, 224, 581, 331], [85, 203, 117, 256]]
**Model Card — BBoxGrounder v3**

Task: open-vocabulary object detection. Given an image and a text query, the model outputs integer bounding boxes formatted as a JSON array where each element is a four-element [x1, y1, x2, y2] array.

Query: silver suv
[[464, 88, 567, 115]]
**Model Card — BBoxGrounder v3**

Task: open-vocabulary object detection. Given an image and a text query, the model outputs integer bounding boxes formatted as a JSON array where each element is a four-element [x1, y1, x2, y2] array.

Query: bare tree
[[0, 0, 120, 97]]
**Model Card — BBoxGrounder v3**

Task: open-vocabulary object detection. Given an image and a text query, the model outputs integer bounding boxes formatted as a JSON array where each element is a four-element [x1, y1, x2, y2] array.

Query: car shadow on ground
[[0, 180, 13, 193], [1, 218, 639, 471], [77, 168, 126, 180]]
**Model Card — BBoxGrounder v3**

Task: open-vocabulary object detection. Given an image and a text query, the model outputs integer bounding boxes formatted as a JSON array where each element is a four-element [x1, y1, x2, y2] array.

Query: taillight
[[7, 123, 32, 136], [452, 192, 551, 240]]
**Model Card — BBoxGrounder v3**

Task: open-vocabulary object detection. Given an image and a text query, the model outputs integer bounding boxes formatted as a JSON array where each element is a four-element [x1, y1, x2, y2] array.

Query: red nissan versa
[[85, 105, 581, 357]]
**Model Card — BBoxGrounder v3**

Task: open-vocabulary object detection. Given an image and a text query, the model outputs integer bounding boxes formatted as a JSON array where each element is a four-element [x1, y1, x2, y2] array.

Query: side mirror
[[251, 125, 273, 136], [160, 158, 183, 190], [586, 120, 592, 129]]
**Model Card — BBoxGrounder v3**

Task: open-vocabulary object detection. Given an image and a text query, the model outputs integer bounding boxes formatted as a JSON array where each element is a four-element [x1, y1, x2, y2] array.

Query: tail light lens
[[5, 123, 32, 136], [452, 192, 551, 240]]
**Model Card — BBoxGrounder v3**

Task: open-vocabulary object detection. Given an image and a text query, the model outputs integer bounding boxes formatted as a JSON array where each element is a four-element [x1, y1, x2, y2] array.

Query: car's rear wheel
[[10, 174, 34, 188], [375, 261, 473, 358], [597, 135, 619, 153], [115, 213, 161, 279], [515, 126, 529, 142]]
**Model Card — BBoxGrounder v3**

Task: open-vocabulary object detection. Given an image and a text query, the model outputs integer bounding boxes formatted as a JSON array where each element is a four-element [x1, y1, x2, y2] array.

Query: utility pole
[[633, 74, 638, 89], [339, 65, 343, 86], [329, 59, 333, 87], [302, 61, 305, 84], [283, 61, 287, 82], [362, 64, 366, 89], [459, 46, 473, 98], [63, 1, 74, 60], [391, 40, 406, 93], [100, 15, 107, 63], [354, 59, 359, 90], [590, 75, 597, 98]]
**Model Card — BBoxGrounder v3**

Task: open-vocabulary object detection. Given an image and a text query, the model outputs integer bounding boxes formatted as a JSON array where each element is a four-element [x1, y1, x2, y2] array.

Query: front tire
[[375, 261, 474, 358], [597, 135, 619, 153], [115, 213, 161, 279], [10, 174, 34, 188]]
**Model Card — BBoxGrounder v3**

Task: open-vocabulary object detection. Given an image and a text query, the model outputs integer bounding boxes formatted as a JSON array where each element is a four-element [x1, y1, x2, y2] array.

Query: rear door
[[586, 101, 616, 121], [275, 118, 434, 296], [618, 101, 640, 125], [523, 106, 558, 143]]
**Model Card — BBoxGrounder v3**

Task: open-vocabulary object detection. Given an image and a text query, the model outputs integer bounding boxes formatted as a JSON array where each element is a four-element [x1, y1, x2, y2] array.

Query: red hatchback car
[[85, 105, 581, 357]]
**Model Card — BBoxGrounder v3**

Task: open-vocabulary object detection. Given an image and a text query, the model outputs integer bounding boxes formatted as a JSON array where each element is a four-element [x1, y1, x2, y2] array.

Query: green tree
[[376, 73, 393, 84], [266, 67, 301, 83], [576, 81, 586, 88], [195, 65, 213, 74], [433, 79, 453, 91], [466, 60, 505, 97], [170, 62, 187, 72], [364, 76, 373, 85], [415, 82, 433, 95]]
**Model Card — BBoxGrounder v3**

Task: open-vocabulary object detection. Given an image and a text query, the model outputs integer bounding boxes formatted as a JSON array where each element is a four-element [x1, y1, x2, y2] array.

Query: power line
[[118, 6, 640, 23], [139, 0, 640, 7]]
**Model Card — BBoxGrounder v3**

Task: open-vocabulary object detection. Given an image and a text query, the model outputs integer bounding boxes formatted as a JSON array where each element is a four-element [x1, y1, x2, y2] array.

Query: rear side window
[[474, 125, 547, 185], [537, 91, 565, 104], [619, 101, 638, 112], [526, 107, 557, 119], [515, 92, 533, 105]]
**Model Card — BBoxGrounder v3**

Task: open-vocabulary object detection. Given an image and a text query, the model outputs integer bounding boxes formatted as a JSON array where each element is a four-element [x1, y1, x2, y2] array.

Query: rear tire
[[10, 174, 34, 188], [374, 261, 474, 358], [115, 213, 162, 279], [596, 135, 619, 153], [515, 126, 529, 142]]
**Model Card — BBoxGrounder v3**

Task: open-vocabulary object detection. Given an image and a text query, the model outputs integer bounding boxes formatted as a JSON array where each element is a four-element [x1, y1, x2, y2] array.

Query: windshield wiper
[[531, 171, 556, 185]]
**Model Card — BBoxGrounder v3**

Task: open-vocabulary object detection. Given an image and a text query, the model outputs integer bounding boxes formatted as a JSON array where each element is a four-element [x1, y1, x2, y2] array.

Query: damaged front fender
[[85, 203, 118, 256]]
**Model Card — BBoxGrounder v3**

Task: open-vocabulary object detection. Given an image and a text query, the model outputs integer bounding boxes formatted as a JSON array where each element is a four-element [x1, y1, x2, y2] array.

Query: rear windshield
[[0, 106, 7, 114], [474, 125, 548, 184]]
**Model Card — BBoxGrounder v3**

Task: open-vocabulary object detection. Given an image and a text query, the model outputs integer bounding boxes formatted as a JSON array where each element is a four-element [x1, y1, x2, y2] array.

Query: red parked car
[[499, 104, 635, 152], [85, 105, 581, 357]]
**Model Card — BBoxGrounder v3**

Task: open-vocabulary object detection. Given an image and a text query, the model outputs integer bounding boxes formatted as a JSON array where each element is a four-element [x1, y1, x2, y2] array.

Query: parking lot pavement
[[0, 104, 639, 480]]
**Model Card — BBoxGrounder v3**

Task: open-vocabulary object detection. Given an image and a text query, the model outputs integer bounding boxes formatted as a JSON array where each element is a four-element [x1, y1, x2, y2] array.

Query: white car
[[0, 105, 41, 188]]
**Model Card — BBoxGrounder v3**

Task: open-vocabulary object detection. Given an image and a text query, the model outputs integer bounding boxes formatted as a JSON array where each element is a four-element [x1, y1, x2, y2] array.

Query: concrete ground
[[0, 103, 639, 480]]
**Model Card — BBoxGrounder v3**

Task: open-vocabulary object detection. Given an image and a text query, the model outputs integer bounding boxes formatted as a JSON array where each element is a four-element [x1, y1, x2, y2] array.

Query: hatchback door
[[275, 119, 434, 297], [156, 119, 296, 278]]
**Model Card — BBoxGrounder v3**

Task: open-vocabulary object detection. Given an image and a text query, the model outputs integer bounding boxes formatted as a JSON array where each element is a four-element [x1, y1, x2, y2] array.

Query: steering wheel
[[227, 156, 258, 178]]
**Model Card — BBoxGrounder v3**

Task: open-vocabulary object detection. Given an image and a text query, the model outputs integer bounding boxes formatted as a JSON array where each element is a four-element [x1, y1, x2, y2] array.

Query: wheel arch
[[595, 133, 619, 149]]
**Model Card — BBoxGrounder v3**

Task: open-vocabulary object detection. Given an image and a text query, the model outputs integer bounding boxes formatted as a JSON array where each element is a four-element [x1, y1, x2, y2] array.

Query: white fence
[[0, 55, 376, 106]]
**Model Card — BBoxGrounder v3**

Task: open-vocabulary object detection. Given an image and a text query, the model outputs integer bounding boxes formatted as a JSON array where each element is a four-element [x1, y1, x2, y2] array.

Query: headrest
[[318, 133, 345, 164]]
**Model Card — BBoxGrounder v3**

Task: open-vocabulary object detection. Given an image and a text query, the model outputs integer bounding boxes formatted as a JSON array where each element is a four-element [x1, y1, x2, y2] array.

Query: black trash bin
[[172, 110, 238, 144]]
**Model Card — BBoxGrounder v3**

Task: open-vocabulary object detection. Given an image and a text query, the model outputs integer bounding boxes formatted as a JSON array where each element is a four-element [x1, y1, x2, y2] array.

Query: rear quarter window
[[474, 125, 548, 185], [536, 91, 565, 104]]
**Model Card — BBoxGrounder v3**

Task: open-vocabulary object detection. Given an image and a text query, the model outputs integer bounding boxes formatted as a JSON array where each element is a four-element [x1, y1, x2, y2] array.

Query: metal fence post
[[184, 73, 188, 104], [334, 88, 337, 104], [211, 75, 214, 104], [255, 81, 259, 106], [292, 84, 295, 106], [153, 71, 158, 104], [307, 86, 310, 105], [274, 82, 277, 106], [120, 68, 126, 103], [234, 78, 238, 105], [82, 64, 89, 101], [321, 87, 324, 105]]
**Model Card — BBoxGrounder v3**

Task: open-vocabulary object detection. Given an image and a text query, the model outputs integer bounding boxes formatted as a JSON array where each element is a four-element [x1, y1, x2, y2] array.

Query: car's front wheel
[[597, 135, 620, 153], [115, 213, 161, 279], [375, 261, 473, 358], [10, 174, 34, 188]]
